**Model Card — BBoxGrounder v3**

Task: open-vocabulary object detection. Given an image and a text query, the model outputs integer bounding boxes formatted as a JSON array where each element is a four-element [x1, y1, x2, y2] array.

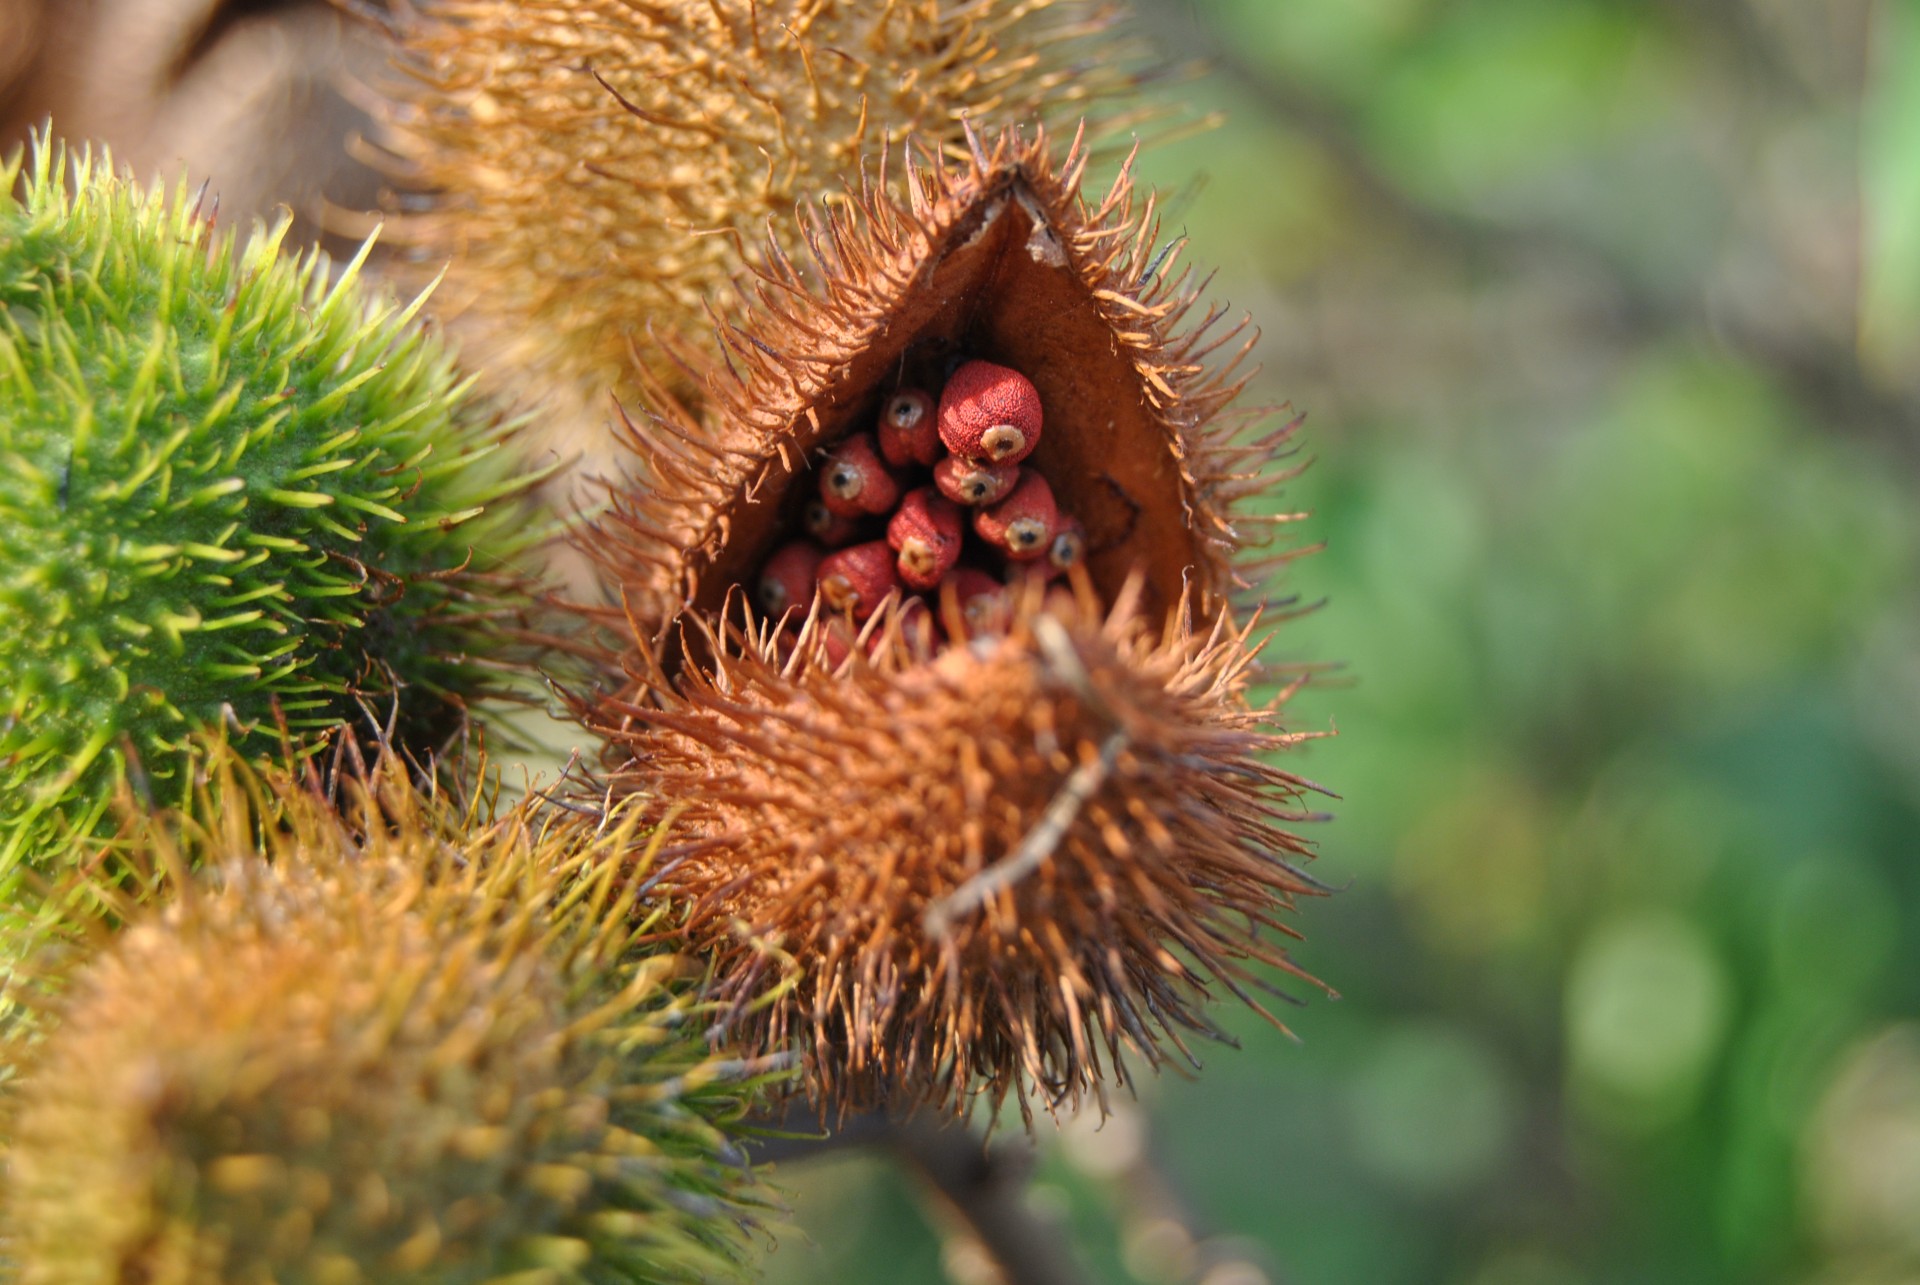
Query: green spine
[[0, 134, 543, 903]]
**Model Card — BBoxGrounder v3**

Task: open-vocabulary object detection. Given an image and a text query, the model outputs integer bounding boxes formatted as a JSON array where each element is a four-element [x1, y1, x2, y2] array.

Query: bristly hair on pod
[[0, 742, 792, 1284], [588, 579, 1331, 1123], [571, 124, 1330, 1121], [354, 0, 1166, 430]]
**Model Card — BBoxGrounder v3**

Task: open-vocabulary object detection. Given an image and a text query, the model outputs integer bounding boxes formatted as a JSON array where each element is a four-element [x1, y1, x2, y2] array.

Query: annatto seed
[[938, 359, 1043, 464], [973, 469, 1059, 561], [887, 487, 966, 589], [817, 540, 902, 620], [757, 541, 826, 619], [819, 433, 902, 517], [933, 454, 1020, 507], [877, 387, 941, 468]]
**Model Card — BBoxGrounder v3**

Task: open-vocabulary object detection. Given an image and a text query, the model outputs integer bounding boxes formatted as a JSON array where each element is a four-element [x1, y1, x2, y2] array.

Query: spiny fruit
[[2, 747, 781, 1284], [0, 135, 544, 915], [597, 586, 1327, 1122], [578, 127, 1324, 1118], [364, 0, 1155, 422]]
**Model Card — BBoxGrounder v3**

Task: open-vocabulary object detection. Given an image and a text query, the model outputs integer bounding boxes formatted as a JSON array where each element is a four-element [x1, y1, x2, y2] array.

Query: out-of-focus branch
[[894, 1116, 1095, 1285], [747, 1112, 1093, 1285]]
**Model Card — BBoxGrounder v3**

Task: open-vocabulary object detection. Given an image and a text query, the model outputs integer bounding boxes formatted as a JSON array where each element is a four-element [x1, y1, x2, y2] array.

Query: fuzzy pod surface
[[601, 590, 1327, 1120], [579, 129, 1326, 1118], [1, 749, 780, 1285], [0, 138, 542, 908], [366, 0, 1155, 421]]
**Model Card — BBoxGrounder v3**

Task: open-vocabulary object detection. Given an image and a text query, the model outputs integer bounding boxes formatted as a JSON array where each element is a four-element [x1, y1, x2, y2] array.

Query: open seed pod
[[578, 126, 1325, 1119], [364, 0, 1156, 438]]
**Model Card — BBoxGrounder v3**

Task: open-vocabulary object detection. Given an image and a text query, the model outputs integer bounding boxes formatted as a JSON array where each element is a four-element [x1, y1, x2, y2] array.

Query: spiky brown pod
[[366, 0, 1152, 422], [577, 127, 1322, 1119], [590, 586, 1325, 1119]]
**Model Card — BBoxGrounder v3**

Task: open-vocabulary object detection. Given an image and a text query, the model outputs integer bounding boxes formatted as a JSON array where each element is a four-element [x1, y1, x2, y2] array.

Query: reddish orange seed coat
[[1047, 516, 1088, 574], [973, 469, 1059, 562], [938, 360, 1043, 463], [939, 567, 1011, 637], [803, 498, 864, 547], [817, 540, 901, 620], [819, 433, 902, 518], [887, 487, 966, 589], [933, 454, 1020, 507], [757, 541, 825, 620], [877, 388, 941, 468]]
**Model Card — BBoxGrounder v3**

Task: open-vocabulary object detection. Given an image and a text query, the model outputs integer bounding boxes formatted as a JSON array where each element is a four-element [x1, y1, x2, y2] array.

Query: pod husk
[[576, 126, 1324, 1119]]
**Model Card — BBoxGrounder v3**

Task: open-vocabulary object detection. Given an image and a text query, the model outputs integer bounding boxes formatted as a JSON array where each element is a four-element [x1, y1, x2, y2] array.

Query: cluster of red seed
[[754, 360, 1086, 653]]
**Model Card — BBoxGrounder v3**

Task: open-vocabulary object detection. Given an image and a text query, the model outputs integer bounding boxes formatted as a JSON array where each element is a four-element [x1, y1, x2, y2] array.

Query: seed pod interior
[[594, 128, 1290, 655]]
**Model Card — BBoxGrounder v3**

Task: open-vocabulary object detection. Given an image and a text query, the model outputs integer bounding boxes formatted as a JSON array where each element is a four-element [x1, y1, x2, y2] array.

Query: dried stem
[[894, 1116, 1094, 1285], [748, 1113, 1092, 1285]]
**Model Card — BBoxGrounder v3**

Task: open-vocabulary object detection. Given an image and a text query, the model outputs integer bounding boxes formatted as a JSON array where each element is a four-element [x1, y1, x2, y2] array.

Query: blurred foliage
[[756, 1, 1920, 1282]]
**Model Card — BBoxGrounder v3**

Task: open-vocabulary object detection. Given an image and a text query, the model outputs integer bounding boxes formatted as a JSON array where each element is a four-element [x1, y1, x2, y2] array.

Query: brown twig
[[894, 1116, 1095, 1285], [747, 1112, 1093, 1285]]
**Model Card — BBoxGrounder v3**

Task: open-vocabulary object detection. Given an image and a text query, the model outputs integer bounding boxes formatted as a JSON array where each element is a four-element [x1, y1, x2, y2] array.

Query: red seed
[[802, 498, 863, 547], [886, 487, 965, 590], [973, 470, 1059, 561], [933, 454, 1020, 507], [877, 387, 941, 468], [1046, 516, 1088, 574], [939, 567, 1011, 638], [756, 541, 824, 620], [818, 433, 901, 517], [938, 360, 1043, 464], [817, 540, 901, 620]]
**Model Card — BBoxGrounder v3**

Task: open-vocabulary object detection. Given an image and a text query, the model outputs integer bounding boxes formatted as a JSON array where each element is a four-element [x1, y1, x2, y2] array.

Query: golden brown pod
[[577, 126, 1324, 1119], [2, 747, 777, 1283], [591, 584, 1327, 1120], [365, 0, 1153, 424]]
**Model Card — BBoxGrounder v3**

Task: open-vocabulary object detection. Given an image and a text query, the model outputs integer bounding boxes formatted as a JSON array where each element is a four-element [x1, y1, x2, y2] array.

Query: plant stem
[[893, 1115, 1094, 1285]]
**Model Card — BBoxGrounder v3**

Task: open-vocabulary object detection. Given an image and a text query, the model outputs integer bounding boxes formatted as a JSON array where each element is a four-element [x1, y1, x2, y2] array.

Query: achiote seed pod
[[578, 127, 1322, 1118], [365, 0, 1155, 427], [1, 748, 781, 1284], [591, 588, 1326, 1120]]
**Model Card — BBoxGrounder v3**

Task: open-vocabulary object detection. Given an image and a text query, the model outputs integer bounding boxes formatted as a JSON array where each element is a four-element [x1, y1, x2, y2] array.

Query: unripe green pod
[[0, 133, 546, 928]]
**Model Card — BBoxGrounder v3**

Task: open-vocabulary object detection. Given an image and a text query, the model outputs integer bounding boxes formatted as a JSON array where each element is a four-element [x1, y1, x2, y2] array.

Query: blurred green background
[[758, 2, 1920, 1282], [7, 0, 1918, 1281]]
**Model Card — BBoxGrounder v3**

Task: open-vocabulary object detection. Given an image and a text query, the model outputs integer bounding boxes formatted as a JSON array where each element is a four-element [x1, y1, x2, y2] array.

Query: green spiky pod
[[1, 748, 786, 1284], [0, 135, 547, 933]]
